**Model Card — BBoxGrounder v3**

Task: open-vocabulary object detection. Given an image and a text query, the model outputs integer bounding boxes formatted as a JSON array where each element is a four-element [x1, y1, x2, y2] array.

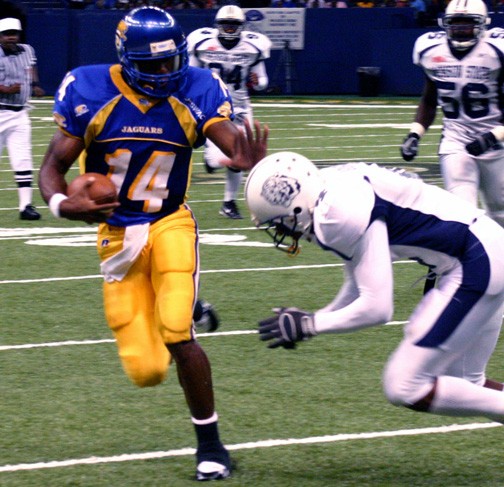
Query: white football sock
[[224, 169, 242, 202], [19, 186, 33, 211]]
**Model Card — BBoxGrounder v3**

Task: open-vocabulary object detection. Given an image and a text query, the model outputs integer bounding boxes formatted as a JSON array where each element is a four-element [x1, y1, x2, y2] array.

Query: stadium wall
[[25, 9, 504, 97]]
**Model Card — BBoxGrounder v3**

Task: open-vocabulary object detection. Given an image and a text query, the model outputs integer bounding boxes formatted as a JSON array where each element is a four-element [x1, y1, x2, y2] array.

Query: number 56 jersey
[[413, 28, 504, 157], [53, 63, 233, 226]]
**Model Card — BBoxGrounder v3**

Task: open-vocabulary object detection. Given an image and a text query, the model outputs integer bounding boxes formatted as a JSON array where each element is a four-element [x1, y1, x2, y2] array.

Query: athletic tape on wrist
[[49, 193, 68, 218], [410, 122, 425, 138], [491, 126, 504, 142]]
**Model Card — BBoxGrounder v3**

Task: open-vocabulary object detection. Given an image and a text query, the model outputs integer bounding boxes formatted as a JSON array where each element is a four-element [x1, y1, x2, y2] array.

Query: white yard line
[[0, 261, 417, 285], [0, 422, 499, 473], [0, 324, 407, 352]]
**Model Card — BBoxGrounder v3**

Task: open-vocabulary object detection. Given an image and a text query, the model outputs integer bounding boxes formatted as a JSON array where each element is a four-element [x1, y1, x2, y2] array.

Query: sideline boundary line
[[0, 422, 499, 473]]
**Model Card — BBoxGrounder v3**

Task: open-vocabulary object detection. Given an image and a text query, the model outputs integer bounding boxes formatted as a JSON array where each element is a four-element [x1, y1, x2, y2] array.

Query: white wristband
[[491, 126, 504, 142], [49, 193, 68, 218], [410, 122, 426, 138]]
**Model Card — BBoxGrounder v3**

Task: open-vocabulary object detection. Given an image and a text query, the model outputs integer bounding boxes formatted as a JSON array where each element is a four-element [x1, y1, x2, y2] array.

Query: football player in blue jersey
[[246, 153, 504, 425], [38, 7, 268, 482]]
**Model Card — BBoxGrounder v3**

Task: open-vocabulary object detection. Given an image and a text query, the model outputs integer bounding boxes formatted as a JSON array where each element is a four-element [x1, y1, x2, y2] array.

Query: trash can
[[357, 67, 381, 97]]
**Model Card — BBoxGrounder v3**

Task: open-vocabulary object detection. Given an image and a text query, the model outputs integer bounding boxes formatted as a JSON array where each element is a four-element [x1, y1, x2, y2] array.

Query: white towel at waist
[[100, 223, 149, 283]]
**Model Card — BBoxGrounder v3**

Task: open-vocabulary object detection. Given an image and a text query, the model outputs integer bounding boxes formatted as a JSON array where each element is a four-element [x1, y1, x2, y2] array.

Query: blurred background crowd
[[0, 0, 498, 32], [3, 0, 446, 13], [9, 0, 504, 29], [61, 0, 447, 12]]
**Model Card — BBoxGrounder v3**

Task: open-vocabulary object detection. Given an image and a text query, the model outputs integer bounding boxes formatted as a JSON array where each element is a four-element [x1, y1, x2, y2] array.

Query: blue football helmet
[[115, 6, 189, 98]]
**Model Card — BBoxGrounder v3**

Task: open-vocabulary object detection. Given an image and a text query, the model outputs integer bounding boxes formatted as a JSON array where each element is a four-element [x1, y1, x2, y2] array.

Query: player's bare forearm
[[415, 101, 437, 130], [237, 119, 269, 169], [39, 130, 84, 202], [226, 119, 268, 171], [207, 118, 268, 171], [416, 77, 438, 130], [39, 132, 118, 223]]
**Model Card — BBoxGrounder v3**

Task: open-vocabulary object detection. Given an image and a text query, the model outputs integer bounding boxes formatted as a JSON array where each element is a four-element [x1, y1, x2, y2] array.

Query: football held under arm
[[314, 219, 394, 334]]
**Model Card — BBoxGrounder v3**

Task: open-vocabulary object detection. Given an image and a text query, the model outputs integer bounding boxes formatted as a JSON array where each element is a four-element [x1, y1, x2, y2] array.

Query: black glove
[[258, 307, 317, 349], [466, 131, 498, 156], [400, 133, 420, 161]]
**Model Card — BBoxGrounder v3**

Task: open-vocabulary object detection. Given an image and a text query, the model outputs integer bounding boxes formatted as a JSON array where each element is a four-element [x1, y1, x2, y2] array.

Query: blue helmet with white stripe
[[115, 7, 188, 98]]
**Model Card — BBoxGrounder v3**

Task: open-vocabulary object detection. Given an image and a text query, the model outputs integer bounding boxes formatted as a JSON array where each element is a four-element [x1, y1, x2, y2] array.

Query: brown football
[[67, 172, 118, 205]]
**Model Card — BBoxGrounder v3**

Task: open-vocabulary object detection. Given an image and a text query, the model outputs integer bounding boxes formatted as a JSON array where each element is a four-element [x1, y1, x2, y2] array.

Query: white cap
[[0, 18, 22, 33]]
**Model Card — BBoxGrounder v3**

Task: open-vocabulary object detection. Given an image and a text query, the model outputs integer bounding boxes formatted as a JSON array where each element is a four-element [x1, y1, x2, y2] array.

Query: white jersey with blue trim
[[413, 28, 504, 157], [187, 27, 271, 112], [314, 164, 484, 276]]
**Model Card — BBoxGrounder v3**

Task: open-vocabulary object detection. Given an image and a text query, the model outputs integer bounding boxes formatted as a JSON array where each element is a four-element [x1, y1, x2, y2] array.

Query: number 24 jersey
[[187, 28, 271, 111]]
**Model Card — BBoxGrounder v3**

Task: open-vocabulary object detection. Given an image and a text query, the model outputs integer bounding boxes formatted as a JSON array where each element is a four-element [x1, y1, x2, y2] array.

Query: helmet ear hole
[[293, 207, 302, 215]]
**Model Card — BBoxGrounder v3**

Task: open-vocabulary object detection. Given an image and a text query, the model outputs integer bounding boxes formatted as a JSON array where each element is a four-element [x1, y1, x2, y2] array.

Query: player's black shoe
[[219, 200, 242, 220], [194, 301, 220, 332], [20, 205, 41, 220], [196, 444, 231, 481], [204, 158, 216, 174]]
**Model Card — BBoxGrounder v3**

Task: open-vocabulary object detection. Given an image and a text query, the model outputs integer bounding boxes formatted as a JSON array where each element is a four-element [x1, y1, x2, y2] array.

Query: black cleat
[[194, 301, 220, 332], [219, 200, 242, 220], [204, 159, 216, 174], [20, 205, 41, 221], [196, 445, 231, 481]]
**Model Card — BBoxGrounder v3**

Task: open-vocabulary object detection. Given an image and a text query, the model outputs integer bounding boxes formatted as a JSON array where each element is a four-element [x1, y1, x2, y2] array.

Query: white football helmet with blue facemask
[[115, 6, 189, 98], [245, 152, 323, 255], [439, 0, 490, 51], [215, 5, 245, 44]]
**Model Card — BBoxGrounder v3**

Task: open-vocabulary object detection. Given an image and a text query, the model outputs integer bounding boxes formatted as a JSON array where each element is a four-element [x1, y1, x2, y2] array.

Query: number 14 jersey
[[53, 63, 233, 226]]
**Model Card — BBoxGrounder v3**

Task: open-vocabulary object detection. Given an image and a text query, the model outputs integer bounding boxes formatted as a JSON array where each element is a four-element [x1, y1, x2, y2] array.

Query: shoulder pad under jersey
[[241, 31, 272, 59], [485, 28, 504, 53], [413, 31, 446, 65], [187, 27, 217, 52]]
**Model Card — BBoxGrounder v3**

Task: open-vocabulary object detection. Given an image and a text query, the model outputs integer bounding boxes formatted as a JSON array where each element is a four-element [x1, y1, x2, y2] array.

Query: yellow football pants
[[97, 206, 199, 387]]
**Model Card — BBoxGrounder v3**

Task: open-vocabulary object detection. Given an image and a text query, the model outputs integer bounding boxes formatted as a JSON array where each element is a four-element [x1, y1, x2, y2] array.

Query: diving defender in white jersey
[[401, 0, 504, 227], [187, 5, 271, 219], [246, 152, 504, 422]]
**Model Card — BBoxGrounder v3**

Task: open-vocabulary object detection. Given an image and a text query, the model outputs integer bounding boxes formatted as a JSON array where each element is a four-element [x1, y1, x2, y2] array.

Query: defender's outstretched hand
[[258, 307, 316, 349]]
